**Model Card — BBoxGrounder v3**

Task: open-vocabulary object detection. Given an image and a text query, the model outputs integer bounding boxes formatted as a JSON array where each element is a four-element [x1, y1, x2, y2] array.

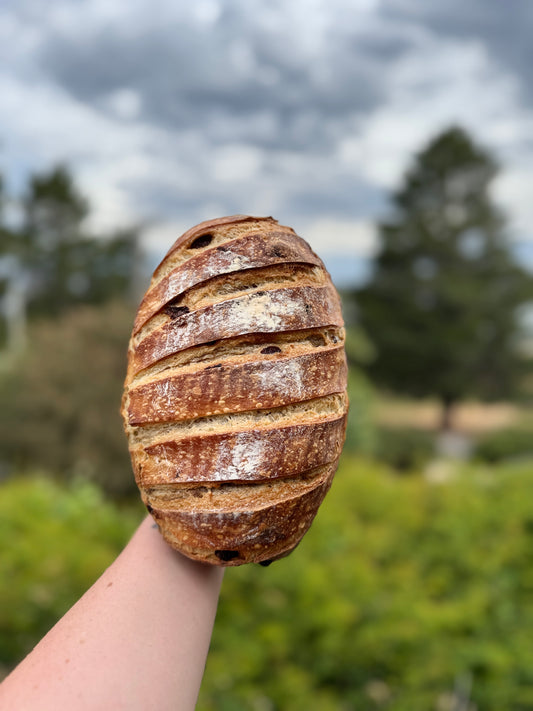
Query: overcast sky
[[1, 0, 532, 285]]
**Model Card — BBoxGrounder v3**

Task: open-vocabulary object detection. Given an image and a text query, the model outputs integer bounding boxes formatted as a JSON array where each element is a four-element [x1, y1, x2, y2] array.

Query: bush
[[0, 301, 136, 496], [374, 426, 436, 471], [473, 427, 533, 464], [344, 368, 376, 456], [198, 456, 533, 710], [0, 476, 141, 667], [6, 459, 533, 708]]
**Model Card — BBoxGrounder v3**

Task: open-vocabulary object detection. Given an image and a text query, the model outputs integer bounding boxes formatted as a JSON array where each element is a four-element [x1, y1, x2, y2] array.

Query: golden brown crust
[[144, 462, 337, 566], [122, 215, 348, 566], [127, 346, 347, 425], [131, 414, 347, 485], [134, 230, 322, 334], [156, 215, 280, 268], [130, 283, 344, 375]]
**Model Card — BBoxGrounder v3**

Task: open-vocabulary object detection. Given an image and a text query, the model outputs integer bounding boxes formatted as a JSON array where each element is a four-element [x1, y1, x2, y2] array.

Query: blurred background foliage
[[198, 457, 533, 710], [0, 164, 140, 324], [0, 301, 135, 496], [0, 477, 141, 670], [4, 459, 533, 709], [1, 126, 533, 709], [353, 127, 533, 430]]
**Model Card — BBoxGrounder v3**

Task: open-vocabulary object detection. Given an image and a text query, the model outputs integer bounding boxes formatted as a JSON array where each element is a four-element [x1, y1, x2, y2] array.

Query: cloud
[[385, 0, 533, 106], [37, 0, 403, 154], [1, 0, 533, 275], [343, 36, 523, 189]]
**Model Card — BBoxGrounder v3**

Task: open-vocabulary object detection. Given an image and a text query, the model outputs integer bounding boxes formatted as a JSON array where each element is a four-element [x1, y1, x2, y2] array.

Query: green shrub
[[374, 426, 436, 471], [198, 456, 533, 710], [473, 427, 533, 464], [6, 460, 533, 709], [0, 301, 136, 496], [0, 476, 142, 667], [343, 368, 376, 456]]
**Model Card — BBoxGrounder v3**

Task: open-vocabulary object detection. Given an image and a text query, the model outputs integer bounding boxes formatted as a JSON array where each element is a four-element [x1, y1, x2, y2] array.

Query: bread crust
[[134, 230, 323, 334], [156, 215, 292, 268], [127, 345, 347, 425], [131, 414, 347, 486], [143, 461, 338, 566], [130, 283, 343, 375], [122, 215, 348, 565]]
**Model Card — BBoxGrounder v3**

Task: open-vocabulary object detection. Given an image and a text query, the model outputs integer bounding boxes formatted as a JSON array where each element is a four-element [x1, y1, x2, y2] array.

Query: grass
[[374, 395, 528, 435]]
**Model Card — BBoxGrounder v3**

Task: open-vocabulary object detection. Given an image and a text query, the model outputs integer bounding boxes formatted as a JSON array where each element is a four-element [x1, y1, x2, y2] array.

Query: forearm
[[0, 516, 224, 711]]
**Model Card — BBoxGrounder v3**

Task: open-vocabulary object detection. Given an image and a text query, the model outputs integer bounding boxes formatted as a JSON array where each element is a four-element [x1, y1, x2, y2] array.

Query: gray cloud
[[385, 0, 533, 105], [36, 0, 410, 153], [126, 164, 386, 227], [2, 0, 533, 262], [276, 177, 387, 222]]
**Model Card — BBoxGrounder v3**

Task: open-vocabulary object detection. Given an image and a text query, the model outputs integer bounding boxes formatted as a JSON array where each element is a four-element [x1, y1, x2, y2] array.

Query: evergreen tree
[[0, 164, 142, 353], [19, 165, 139, 318], [356, 127, 533, 429]]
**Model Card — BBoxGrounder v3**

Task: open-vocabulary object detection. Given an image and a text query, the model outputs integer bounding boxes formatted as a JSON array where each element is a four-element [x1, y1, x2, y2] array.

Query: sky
[[1, 0, 533, 287]]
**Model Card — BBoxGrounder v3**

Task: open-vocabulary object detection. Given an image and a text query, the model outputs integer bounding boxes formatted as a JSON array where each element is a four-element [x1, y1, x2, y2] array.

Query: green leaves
[[0, 164, 140, 328], [355, 127, 533, 421], [198, 456, 533, 710], [3, 458, 533, 707], [0, 477, 141, 666], [0, 302, 136, 496]]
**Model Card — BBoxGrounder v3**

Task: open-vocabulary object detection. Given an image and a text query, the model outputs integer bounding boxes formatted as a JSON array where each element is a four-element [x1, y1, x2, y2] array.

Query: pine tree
[[356, 127, 533, 429], [0, 164, 142, 354], [20, 165, 139, 318]]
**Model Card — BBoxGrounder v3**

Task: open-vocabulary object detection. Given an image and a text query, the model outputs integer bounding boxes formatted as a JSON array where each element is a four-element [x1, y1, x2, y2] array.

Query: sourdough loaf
[[122, 215, 348, 566]]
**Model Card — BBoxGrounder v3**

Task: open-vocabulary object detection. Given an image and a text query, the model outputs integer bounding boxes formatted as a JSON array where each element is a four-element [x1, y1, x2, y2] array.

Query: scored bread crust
[[122, 215, 349, 566], [130, 283, 343, 375], [133, 228, 324, 334], [145, 463, 337, 565], [132, 408, 347, 486], [127, 346, 347, 424]]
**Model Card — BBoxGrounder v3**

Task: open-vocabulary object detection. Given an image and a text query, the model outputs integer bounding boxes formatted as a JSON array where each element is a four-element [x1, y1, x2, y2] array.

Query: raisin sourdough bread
[[122, 215, 348, 566]]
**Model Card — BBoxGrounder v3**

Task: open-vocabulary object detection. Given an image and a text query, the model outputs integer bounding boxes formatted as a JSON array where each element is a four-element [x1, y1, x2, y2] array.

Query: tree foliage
[[0, 301, 136, 496], [0, 164, 140, 332], [355, 127, 533, 426], [0, 164, 145, 491], [198, 456, 533, 710]]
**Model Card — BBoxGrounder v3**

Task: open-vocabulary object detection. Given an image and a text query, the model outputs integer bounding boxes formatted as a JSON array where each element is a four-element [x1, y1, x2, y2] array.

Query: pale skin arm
[[0, 516, 224, 711]]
